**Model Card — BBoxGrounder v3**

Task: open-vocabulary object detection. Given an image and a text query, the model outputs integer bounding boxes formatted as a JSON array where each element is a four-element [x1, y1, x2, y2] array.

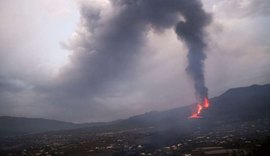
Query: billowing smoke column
[[175, 10, 210, 103], [58, 0, 211, 117], [173, 1, 212, 118], [112, 0, 212, 104], [114, 0, 212, 118]]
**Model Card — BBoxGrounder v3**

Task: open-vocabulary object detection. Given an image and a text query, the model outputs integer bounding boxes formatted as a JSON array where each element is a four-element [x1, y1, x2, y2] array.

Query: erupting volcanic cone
[[189, 98, 210, 119]]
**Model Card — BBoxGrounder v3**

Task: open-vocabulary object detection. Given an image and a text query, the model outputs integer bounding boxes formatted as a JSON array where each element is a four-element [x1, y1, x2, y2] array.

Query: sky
[[0, 0, 269, 123]]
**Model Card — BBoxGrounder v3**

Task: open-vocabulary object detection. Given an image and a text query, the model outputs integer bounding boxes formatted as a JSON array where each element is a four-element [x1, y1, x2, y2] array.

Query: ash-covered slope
[[205, 84, 270, 120]]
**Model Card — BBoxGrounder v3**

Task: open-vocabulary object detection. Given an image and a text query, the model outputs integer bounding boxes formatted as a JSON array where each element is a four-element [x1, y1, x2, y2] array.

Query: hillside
[[54, 83, 270, 135], [110, 84, 270, 131], [0, 117, 80, 137], [1, 84, 270, 137]]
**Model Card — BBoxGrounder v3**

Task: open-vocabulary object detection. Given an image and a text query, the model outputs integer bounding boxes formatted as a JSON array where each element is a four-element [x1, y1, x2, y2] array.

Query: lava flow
[[189, 97, 210, 119]]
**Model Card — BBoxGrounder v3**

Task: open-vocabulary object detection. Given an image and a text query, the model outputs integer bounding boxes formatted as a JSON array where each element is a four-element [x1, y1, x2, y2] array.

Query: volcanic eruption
[[59, 0, 212, 119], [189, 98, 210, 118], [174, 2, 212, 118]]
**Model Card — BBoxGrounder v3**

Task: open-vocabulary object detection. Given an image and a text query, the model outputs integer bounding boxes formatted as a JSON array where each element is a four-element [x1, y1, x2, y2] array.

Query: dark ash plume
[[57, 0, 211, 102], [175, 2, 212, 102]]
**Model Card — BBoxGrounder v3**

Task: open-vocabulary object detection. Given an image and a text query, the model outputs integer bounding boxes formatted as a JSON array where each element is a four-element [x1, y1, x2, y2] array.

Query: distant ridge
[[0, 116, 78, 137], [1, 84, 270, 137]]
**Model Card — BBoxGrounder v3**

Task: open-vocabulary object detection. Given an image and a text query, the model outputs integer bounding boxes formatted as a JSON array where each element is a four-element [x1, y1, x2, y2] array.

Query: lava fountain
[[189, 97, 210, 118]]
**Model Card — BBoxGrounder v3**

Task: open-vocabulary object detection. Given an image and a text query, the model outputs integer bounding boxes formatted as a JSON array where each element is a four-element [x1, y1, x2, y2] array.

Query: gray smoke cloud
[[2, 0, 270, 122], [175, 4, 211, 102], [59, 0, 211, 103]]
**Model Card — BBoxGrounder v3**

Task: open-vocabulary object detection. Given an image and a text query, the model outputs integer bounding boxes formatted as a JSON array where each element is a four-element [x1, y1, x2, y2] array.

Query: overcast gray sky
[[0, 0, 269, 123]]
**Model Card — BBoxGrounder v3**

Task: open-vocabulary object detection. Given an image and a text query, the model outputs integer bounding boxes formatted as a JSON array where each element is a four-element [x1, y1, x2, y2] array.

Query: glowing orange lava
[[189, 97, 210, 119], [203, 98, 209, 108]]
